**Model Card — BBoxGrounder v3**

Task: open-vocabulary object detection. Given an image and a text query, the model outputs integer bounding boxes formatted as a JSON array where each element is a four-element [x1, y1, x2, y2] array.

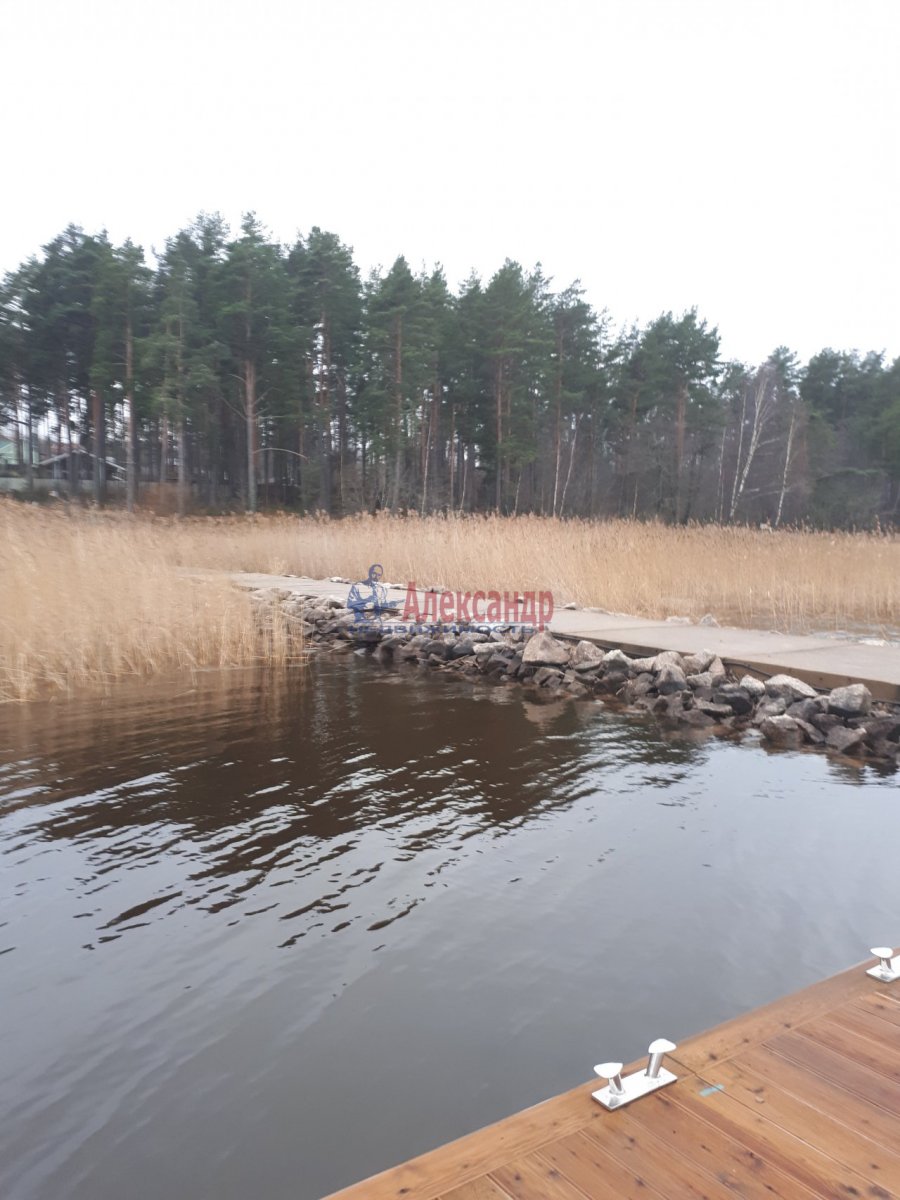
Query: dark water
[[1, 656, 898, 1200]]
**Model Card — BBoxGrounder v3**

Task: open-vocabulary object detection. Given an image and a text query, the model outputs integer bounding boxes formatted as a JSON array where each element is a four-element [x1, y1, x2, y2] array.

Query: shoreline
[[248, 578, 900, 772]]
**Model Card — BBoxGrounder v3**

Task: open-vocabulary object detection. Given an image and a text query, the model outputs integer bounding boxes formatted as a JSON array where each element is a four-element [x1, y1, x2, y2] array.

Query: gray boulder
[[713, 685, 754, 716], [826, 725, 867, 755], [656, 664, 688, 695], [753, 697, 788, 722], [683, 649, 716, 674], [630, 655, 659, 673], [786, 698, 821, 723], [534, 666, 564, 688], [569, 640, 606, 671], [686, 671, 716, 690], [522, 631, 570, 666], [707, 656, 727, 684], [826, 684, 872, 719], [602, 648, 634, 670], [795, 719, 826, 745], [765, 674, 818, 702], [697, 701, 734, 720], [760, 715, 803, 746], [740, 674, 766, 698], [698, 613, 720, 627], [654, 650, 685, 671]]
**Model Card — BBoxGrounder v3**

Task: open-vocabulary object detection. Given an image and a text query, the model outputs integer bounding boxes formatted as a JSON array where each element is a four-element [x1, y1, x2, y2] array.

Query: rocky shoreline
[[253, 588, 900, 770]]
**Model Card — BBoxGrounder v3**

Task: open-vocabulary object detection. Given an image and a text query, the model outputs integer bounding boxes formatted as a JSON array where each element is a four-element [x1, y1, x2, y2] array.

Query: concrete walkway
[[234, 574, 900, 702]]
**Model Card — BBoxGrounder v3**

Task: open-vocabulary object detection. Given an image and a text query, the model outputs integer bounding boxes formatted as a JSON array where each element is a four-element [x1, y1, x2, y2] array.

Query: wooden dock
[[326, 957, 900, 1199]]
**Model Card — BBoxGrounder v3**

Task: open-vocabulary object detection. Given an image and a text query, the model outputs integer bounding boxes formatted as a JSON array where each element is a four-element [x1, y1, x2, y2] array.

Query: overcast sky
[[5, 0, 898, 364]]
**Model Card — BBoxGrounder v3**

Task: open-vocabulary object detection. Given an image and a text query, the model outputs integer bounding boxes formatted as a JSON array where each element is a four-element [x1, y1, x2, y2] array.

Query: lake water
[[1, 656, 898, 1199]]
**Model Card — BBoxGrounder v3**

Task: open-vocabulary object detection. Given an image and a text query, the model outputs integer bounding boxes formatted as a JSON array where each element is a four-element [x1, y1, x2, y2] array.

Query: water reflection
[[0, 658, 897, 1200]]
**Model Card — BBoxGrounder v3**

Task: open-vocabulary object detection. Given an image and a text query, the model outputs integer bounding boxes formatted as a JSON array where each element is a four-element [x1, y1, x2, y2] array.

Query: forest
[[1, 214, 898, 527]]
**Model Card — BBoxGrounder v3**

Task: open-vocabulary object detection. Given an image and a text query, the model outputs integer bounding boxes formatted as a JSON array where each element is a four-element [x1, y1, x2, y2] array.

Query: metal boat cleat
[[867, 947, 900, 983], [592, 1038, 678, 1109]]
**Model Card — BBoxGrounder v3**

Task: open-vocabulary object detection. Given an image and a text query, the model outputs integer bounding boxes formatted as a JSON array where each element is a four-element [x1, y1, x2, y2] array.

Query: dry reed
[[0, 503, 300, 702], [3, 504, 898, 701]]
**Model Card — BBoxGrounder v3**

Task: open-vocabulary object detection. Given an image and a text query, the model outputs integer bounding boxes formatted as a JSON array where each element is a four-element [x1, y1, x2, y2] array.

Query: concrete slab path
[[232, 573, 900, 702]]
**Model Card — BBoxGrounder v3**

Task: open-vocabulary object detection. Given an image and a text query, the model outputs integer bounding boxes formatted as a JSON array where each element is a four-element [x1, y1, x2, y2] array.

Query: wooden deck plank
[[662, 1081, 892, 1199], [850, 990, 900, 1029], [440, 1180, 513, 1200], [695, 1057, 900, 1187], [535, 1131, 668, 1200], [489, 1155, 591, 1200], [729, 1042, 900, 1158], [577, 1114, 742, 1200], [766, 1030, 900, 1115], [601, 1091, 822, 1200], [831, 996, 900, 1044]]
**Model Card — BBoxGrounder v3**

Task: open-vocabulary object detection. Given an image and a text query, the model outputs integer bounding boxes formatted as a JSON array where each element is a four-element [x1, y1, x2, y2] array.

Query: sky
[[4, 0, 898, 364]]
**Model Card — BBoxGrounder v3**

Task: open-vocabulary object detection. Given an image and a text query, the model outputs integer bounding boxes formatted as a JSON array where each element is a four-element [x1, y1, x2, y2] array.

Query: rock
[[683, 650, 716, 674], [698, 613, 720, 627], [760, 715, 802, 746], [786, 698, 821, 723], [826, 684, 872, 719], [765, 674, 818, 702], [534, 666, 564, 688], [665, 616, 692, 625], [562, 601, 578, 610], [826, 725, 867, 755], [328, 576, 350, 584], [630, 655, 659, 673], [863, 715, 900, 742], [810, 711, 843, 733], [569, 640, 606, 671], [602, 648, 634, 670], [795, 719, 826, 745], [423, 638, 450, 660], [653, 650, 685, 671], [451, 638, 476, 659], [656, 664, 688, 695], [713, 686, 754, 717], [653, 693, 686, 717], [869, 736, 900, 762], [698, 701, 734, 720], [522, 630, 570, 666], [740, 675, 766, 698], [707, 656, 727, 683], [753, 698, 787, 723], [681, 708, 715, 727], [686, 672, 715, 690]]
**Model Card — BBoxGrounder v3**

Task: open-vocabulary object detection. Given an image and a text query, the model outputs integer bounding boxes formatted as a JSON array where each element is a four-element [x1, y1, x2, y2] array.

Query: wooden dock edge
[[324, 955, 897, 1199]]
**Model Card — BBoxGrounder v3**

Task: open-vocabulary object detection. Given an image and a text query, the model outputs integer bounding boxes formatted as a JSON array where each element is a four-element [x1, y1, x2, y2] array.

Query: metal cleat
[[593, 1038, 678, 1109]]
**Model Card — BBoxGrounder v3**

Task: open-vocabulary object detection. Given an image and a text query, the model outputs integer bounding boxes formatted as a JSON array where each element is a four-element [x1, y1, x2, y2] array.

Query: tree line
[[1, 214, 898, 527]]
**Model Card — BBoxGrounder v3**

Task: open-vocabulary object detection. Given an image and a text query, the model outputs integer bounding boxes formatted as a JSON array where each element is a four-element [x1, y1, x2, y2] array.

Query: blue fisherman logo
[[346, 564, 400, 626]]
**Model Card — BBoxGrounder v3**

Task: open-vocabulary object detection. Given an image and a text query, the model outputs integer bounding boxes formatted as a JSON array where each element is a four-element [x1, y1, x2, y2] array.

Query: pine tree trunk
[[245, 358, 257, 512], [160, 410, 169, 485], [391, 313, 403, 510], [177, 418, 188, 515], [673, 383, 687, 523], [125, 315, 136, 512]]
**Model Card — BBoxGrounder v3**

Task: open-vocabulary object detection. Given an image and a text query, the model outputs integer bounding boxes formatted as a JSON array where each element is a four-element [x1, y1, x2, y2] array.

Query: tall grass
[[190, 511, 899, 635], [2, 503, 898, 700], [0, 504, 299, 702]]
